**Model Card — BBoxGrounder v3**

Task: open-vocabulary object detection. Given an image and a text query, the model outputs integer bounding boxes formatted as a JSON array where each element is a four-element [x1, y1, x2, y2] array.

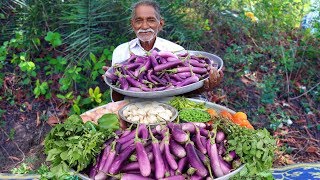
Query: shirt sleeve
[[111, 42, 130, 66]]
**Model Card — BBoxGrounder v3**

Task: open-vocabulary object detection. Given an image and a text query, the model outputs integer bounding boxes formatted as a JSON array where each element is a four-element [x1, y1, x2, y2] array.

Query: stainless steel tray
[[103, 50, 223, 98]]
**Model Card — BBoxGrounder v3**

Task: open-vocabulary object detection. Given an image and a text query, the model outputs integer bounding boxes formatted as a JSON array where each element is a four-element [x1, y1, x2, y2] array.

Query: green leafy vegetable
[[168, 96, 207, 111], [218, 117, 277, 179], [44, 114, 119, 178], [98, 113, 119, 131]]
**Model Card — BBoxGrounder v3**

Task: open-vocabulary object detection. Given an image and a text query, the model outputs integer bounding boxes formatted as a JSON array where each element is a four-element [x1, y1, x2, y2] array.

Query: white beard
[[136, 28, 157, 43]]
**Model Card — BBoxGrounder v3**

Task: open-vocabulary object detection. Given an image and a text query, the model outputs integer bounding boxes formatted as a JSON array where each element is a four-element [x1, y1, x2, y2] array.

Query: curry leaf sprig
[[218, 117, 277, 179]]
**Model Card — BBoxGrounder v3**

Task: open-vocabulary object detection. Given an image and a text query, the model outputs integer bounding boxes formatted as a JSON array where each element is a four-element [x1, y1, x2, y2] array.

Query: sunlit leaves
[[45, 31, 62, 48]]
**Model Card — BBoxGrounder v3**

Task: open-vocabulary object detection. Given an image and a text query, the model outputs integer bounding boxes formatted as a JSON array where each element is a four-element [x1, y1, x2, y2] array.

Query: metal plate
[[77, 99, 244, 180], [118, 101, 178, 126], [103, 50, 224, 98]]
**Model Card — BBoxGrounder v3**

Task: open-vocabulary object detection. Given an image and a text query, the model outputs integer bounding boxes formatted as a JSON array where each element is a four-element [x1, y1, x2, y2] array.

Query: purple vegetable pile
[[89, 122, 241, 180], [105, 50, 219, 92]]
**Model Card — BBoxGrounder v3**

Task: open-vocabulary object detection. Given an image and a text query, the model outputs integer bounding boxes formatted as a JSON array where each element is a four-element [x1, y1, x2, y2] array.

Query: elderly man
[[104, 0, 223, 101]]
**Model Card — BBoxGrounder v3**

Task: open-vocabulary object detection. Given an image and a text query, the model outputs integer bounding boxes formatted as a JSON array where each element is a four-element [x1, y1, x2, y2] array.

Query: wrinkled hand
[[102, 66, 109, 72], [202, 68, 223, 92]]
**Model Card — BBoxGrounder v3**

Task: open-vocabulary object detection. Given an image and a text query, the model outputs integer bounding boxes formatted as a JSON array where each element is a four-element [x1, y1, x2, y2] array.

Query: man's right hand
[[102, 66, 109, 72]]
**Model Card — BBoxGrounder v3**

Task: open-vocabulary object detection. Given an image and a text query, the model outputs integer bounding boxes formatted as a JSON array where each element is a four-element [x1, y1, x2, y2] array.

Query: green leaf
[[45, 31, 62, 48], [60, 151, 69, 160], [257, 140, 264, 149], [98, 113, 119, 131], [90, 52, 97, 63]]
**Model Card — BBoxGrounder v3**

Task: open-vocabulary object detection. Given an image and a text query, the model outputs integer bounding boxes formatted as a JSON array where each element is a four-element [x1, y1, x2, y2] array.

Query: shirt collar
[[129, 37, 160, 52]]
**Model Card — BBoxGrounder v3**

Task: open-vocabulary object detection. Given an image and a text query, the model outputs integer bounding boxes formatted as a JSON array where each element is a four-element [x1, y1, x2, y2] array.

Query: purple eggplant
[[120, 139, 134, 152], [147, 70, 158, 85], [98, 144, 111, 171], [190, 174, 203, 180], [176, 75, 199, 87], [195, 127, 207, 154], [176, 157, 188, 175], [160, 175, 185, 180], [154, 60, 182, 72], [207, 132, 224, 177], [158, 51, 179, 59], [119, 76, 129, 90], [135, 125, 151, 177], [95, 142, 117, 179], [218, 142, 226, 155], [219, 156, 232, 175], [118, 173, 152, 180], [171, 126, 189, 144], [193, 122, 207, 128], [200, 128, 209, 137], [215, 131, 225, 143], [149, 127, 166, 179], [185, 141, 208, 177], [150, 53, 159, 67], [187, 59, 208, 68], [177, 72, 193, 79], [117, 129, 135, 144], [223, 150, 236, 162], [121, 161, 140, 171], [89, 153, 101, 178], [164, 131, 178, 170], [169, 139, 186, 158], [139, 57, 151, 74], [200, 136, 207, 148], [181, 122, 196, 133], [104, 71, 118, 82], [170, 66, 208, 74], [108, 144, 136, 174], [124, 62, 141, 71]]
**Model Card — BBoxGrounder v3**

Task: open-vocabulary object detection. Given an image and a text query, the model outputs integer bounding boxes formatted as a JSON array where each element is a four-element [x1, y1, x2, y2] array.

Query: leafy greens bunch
[[218, 117, 277, 179], [44, 114, 119, 178], [168, 96, 207, 111]]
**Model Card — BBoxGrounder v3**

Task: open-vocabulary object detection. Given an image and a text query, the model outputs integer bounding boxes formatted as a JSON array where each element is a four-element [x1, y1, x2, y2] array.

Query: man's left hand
[[202, 68, 223, 92]]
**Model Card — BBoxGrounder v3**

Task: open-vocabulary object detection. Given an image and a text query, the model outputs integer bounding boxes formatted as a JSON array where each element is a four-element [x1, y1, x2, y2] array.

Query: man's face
[[131, 5, 164, 43]]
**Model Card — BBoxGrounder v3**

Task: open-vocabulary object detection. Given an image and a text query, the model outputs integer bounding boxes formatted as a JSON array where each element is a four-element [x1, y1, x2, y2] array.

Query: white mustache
[[137, 28, 154, 33]]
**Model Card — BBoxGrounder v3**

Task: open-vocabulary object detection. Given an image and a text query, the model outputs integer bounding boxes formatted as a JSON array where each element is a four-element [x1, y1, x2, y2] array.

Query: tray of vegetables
[[43, 97, 276, 179], [103, 50, 223, 98]]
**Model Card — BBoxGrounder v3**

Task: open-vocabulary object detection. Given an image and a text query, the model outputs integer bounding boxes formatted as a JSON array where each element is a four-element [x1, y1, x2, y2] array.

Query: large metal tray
[[77, 98, 244, 180], [103, 50, 223, 99]]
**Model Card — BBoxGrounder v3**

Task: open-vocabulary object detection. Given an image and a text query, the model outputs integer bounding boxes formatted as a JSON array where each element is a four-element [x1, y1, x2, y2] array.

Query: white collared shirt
[[111, 37, 185, 65]]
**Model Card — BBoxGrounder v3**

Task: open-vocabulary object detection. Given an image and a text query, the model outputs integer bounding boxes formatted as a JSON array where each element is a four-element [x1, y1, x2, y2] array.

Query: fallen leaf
[[240, 76, 253, 86], [306, 146, 318, 153], [19, 114, 27, 121], [8, 156, 20, 161], [24, 102, 33, 111], [295, 119, 306, 124], [36, 112, 41, 127], [47, 116, 60, 126]]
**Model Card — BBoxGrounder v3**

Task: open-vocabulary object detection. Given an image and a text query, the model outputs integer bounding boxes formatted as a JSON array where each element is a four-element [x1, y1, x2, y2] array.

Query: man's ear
[[159, 19, 165, 30]]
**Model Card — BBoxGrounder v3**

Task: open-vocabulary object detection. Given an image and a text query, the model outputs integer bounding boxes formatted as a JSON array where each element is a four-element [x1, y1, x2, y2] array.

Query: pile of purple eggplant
[[89, 122, 241, 180], [104, 50, 219, 92]]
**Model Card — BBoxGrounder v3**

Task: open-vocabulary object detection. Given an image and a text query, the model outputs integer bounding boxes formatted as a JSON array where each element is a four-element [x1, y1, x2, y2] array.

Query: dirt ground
[[0, 73, 319, 173]]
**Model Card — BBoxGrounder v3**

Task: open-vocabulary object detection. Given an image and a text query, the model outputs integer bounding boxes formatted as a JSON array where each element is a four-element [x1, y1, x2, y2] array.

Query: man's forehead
[[133, 5, 157, 19]]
